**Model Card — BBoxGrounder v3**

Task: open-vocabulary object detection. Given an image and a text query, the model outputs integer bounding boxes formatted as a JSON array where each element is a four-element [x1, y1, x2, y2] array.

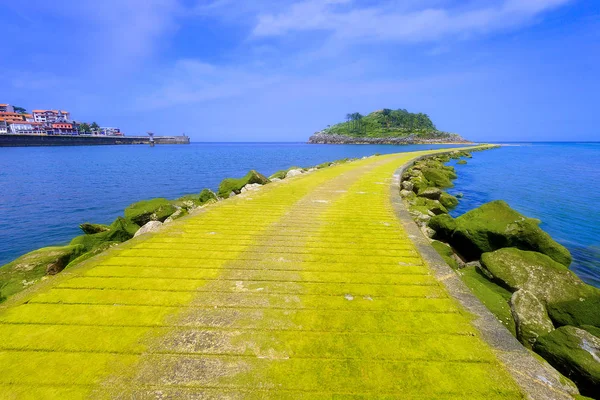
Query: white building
[[0, 104, 14, 113], [0, 121, 8, 134], [10, 121, 45, 135], [32, 110, 70, 123], [100, 127, 122, 136]]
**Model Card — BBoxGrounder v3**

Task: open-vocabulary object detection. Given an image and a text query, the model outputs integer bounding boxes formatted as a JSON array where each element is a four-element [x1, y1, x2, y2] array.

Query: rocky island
[[308, 109, 471, 144]]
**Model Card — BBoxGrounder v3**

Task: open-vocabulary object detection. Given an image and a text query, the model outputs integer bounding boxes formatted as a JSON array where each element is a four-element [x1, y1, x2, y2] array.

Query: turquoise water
[[0, 143, 464, 266], [448, 143, 600, 287]]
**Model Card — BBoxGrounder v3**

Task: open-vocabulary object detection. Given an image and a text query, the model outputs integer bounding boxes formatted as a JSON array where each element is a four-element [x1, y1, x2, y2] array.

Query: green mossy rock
[[0, 245, 85, 301], [439, 192, 459, 209], [431, 240, 459, 269], [428, 214, 456, 240], [414, 197, 448, 215], [434, 200, 572, 265], [458, 265, 517, 336], [65, 242, 118, 269], [417, 187, 442, 200], [218, 170, 269, 198], [71, 217, 139, 252], [510, 289, 554, 348], [534, 326, 600, 397], [316, 162, 333, 169], [269, 167, 303, 180], [481, 248, 600, 328], [79, 223, 110, 234], [409, 175, 430, 194], [457, 160, 468, 165], [421, 166, 456, 188], [175, 189, 218, 210], [124, 198, 177, 225]]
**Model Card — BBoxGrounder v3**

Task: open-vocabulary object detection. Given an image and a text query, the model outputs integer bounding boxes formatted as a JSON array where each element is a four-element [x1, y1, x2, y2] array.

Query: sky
[[1, 0, 599, 142]]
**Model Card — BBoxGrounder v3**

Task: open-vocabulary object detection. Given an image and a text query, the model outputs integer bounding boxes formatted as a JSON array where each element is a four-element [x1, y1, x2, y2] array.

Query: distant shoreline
[[308, 132, 471, 145]]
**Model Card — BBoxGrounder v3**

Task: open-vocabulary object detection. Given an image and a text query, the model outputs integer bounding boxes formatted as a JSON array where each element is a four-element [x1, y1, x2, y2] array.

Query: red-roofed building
[[32, 110, 70, 123], [49, 122, 76, 135], [0, 112, 26, 123]]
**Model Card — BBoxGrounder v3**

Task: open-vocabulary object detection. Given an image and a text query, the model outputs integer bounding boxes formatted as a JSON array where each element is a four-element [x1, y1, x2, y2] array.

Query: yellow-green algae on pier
[[0, 150, 525, 399]]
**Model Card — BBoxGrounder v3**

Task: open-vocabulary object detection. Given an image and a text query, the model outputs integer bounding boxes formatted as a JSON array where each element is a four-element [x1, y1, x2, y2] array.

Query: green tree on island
[[90, 122, 100, 132], [78, 123, 92, 133], [327, 108, 438, 138]]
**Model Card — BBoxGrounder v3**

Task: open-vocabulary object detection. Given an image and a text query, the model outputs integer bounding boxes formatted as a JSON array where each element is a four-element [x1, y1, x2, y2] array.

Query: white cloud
[[134, 59, 283, 110], [252, 0, 571, 42]]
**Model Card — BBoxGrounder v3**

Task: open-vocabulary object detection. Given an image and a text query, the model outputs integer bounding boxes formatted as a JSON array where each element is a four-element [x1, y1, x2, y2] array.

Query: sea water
[[0, 142, 598, 288], [0, 143, 462, 266]]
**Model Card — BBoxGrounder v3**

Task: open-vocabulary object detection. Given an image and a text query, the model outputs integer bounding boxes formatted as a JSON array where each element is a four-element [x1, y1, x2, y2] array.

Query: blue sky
[[2, 0, 598, 142]]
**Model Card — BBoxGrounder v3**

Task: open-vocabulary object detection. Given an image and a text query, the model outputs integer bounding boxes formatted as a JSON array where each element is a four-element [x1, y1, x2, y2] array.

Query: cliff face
[[308, 132, 471, 145]]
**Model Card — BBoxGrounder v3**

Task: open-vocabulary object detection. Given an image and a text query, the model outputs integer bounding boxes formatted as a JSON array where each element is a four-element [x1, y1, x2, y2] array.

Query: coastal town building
[[100, 127, 123, 136], [0, 104, 15, 113], [32, 110, 71, 123], [0, 112, 26, 123], [49, 122, 77, 135], [1, 102, 123, 137], [10, 121, 45, 135]]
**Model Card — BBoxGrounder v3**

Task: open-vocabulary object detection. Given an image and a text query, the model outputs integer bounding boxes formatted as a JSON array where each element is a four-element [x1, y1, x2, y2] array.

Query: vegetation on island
[[322, 108, 451, 139], [400, 149, 600, 398]]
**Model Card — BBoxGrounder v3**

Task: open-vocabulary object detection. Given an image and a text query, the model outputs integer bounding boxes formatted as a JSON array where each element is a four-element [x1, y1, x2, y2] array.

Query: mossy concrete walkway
[[0, 151, 526, 399]]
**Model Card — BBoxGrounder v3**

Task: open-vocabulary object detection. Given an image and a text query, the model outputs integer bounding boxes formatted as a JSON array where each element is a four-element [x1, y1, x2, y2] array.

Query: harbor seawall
[[0, 134, 190, 147]]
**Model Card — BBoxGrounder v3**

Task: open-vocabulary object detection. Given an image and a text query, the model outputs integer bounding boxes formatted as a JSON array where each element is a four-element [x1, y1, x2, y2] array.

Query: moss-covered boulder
[[218, 170, 269, 198], [421, 166, 456, 188], [71, 217, 139, 252], [413, 197, 447, 215], [79, 223, 110, 234], [0, 245, 85, 301], [409, 175, 431, 194], [417, 187, 442, 200], [175, 189, 217, 210], [534, 326, 600, 397], [457, 160, 467, 165], [431, 240, 459, 269], [510, 289, 554, 348], [429, 200, 572, 265], [481, 248, 600, 328], [458, 265, 517, 336], [124, 198, 177, 226], [439, 192, 459, 209], [428, 214, 456, 239], [316, 161, 333, 169]]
